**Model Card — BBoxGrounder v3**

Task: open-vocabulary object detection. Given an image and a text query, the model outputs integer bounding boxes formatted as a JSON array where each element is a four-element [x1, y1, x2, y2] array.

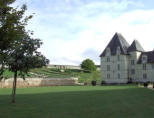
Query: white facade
[[101, 52, 129, 83], [100, 33, 154, 83]]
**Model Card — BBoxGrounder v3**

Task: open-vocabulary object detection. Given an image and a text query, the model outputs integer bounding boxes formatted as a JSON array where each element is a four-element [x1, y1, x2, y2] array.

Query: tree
[[8, 35, 49, 103], [0, 0, 30, 79], [81, 59, 96, 72], [0, 1, 49, 103], [92, 70, 101, 81]]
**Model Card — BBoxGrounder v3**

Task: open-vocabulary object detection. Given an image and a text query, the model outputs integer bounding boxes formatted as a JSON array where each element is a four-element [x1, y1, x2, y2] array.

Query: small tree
[[81, 59, 96, 72], [92, 70, 101, 81], [0, 1, 49, 103], [91, 70, 101, 86], [8, 35, 49, 103]]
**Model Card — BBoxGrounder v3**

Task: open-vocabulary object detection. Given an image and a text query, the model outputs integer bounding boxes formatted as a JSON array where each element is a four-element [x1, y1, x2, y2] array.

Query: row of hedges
[[85, 80, 154, 88]]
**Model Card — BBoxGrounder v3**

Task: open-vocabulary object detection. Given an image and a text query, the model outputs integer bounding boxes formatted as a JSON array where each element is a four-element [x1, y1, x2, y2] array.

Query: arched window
[[106, 47, 111, 56]]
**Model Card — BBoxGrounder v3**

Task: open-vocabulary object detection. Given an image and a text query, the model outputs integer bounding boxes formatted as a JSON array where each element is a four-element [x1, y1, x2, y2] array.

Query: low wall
[[47, 65, 81, 70], [103, 79, 128, 84], [0, 78, 78, 88]]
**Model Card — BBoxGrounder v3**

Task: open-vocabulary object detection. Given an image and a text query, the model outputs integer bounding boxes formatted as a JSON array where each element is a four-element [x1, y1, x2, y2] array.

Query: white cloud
[[13, 0, 154, 65]]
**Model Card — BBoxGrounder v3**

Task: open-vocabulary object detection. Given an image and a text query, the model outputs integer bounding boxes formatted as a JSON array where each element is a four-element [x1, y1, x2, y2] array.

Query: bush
[[135, 82, 139, 85], [91, 80, 97, 86], [101, 81, 106, 86], [92, 70, 101, 81], [127, 81, 132, 84], [127, 78, 132, 84], [81, 59, 96, 72], [144, 82, 148, 87]]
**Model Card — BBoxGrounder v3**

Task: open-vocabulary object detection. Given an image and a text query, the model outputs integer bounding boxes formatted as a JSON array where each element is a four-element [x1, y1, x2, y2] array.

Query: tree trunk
[[12, 71, 17, 103]]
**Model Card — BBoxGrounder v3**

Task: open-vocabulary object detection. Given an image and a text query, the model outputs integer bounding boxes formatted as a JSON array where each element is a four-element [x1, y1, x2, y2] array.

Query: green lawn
[[0, 86, 154, 118]]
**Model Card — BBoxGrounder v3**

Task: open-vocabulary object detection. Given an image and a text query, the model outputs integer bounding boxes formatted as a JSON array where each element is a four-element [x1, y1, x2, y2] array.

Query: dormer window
[[107, 57, 110, 62], [116, 46, 121, 55], [142, 55, 147, 64], [106, 47, 111, 56]]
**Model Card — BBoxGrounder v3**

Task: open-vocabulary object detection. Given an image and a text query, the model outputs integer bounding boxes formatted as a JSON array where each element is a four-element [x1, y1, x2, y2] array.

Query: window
[[131, 69, 135, 75], [117, 55, 120, 61], [116, 46, 121, 54], [142, 55, 147, 63], [107, 65, 110, 71], [101, 58, 103, 64], [118, 73, 120, 79], [106, 47, 111, 56], [107, 57, 110, 62], [117, 64, 120, 70], [131, 60, 135, 65], [143, 73, 147, 79], [107, 74, 110, 79], [143, 64, 146, 70]]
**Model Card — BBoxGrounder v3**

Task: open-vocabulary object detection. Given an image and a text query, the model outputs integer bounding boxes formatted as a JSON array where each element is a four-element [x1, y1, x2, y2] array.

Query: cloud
[[82, 48, 100, 64], [13, 0, 154, 65]]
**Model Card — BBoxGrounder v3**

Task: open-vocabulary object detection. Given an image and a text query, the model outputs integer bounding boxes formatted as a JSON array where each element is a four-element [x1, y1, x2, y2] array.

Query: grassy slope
[[3, 68, 101, 84], [0, 86, 154, 118]]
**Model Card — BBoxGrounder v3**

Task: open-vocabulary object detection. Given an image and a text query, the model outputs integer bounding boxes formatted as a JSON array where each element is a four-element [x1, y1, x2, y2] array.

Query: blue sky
[[14, 0, 154, 65]]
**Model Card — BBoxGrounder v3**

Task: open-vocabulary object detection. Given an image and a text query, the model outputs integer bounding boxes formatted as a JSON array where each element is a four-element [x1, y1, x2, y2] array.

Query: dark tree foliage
[[8, 35, 49, 103], [81, 59, 96, 72], [0, 0, 30, 79], [0, 0, 49, 103]]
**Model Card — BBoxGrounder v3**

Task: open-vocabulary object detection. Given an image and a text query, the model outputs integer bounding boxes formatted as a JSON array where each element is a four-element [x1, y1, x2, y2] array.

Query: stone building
[[100, 33, 154, 83]]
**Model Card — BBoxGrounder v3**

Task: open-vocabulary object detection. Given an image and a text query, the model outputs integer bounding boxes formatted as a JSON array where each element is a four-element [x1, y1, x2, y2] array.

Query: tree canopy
[[81, 59, 96, 72], [0, 0, 49, 103]]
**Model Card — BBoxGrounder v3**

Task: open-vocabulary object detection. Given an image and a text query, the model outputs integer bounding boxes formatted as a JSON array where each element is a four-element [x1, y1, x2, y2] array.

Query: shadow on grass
[[0, 86, 154, 118]]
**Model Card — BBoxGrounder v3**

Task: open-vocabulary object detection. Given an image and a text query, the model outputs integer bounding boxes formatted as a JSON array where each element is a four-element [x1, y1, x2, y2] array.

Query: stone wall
[[47, 65, 81, 70], [0, 78, 78, 88]]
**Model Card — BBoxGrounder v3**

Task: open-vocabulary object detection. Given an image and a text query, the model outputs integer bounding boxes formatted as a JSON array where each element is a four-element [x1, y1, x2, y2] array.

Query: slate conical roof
[[128, 40, 144, 52], [100, 33, 130, 57]]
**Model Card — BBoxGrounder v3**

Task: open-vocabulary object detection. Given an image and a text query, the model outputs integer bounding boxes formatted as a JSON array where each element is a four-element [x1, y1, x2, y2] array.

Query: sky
[[13, 0, 154, 65]]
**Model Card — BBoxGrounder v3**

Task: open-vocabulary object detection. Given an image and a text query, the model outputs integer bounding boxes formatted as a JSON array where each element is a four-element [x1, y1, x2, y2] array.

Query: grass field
[[0, 86, 154, 118]]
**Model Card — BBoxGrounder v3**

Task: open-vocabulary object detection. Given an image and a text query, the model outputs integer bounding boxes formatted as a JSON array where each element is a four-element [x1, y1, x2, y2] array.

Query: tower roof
[[128, 40, 144, 52], [100, 33, 130, 57]]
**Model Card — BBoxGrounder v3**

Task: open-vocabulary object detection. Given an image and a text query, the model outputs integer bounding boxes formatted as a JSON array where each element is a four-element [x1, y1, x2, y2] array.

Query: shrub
[[144, 82, 148, 87], [101, 81, 106, 86], [91, 80, 97, 86], [92, 70, 101, 81], [127, 81, 132, 84], [135, 82, 139, 85]]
